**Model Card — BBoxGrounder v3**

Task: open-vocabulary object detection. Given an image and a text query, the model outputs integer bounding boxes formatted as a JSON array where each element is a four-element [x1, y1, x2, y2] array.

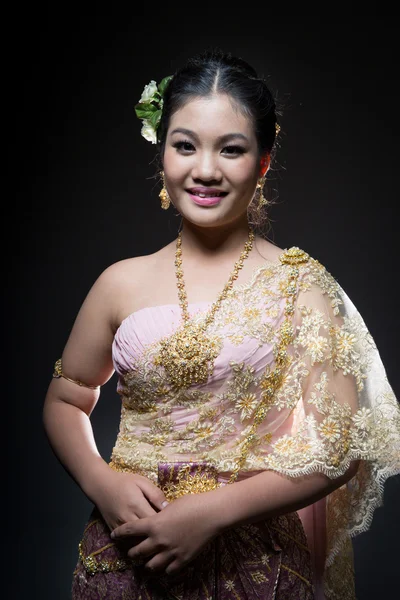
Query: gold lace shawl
[[110, 249, 400, 599]]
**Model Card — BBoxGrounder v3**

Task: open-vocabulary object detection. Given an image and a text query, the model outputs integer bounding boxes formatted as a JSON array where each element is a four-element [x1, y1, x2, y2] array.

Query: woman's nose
[[191, 153, 222, 182]]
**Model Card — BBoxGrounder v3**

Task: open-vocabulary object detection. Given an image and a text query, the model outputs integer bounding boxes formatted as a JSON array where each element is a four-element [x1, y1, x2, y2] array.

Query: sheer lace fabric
[[110, 250, 400, 599]]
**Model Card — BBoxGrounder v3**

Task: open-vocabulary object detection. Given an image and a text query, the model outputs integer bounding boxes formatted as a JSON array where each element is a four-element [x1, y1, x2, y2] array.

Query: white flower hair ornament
[[134, 76, 173, 144]]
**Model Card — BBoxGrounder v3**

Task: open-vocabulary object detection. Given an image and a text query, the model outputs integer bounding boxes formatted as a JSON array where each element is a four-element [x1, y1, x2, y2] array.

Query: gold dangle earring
[[159, 171, 171, 210], [255, 176, 268, 209]]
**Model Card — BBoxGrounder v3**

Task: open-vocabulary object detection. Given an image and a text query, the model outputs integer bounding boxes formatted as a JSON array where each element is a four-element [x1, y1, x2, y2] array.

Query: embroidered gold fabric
[[78, 531, 129, 575], [107, 246, 400, 599]]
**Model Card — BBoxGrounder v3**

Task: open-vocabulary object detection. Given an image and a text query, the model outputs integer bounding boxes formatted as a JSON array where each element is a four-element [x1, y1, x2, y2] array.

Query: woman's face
[[163, 93, 263, 228]]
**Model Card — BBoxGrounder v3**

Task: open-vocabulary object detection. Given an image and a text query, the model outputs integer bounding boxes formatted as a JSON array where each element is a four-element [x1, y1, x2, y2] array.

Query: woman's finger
[[165, 558, 185, 577], [133, 494, 157, 518], [111, 517, 150, 540], [134, 477, 169, 512], [127, 538, 158, 560], [105, 513, 138, 533], [144, 550, 175, 574]]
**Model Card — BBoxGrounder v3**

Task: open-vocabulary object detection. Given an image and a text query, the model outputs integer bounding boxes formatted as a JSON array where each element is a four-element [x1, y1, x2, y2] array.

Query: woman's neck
[[179, 216, 252, 263]]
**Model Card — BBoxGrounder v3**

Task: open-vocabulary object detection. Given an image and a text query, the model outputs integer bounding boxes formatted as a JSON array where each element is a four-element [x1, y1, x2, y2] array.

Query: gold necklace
[[154, 227, 255, 390]]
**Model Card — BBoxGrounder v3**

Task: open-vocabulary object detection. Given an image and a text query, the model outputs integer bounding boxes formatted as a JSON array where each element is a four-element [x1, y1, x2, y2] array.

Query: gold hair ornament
[[134, 76, 173, 144], [52, 358, 100, 390]]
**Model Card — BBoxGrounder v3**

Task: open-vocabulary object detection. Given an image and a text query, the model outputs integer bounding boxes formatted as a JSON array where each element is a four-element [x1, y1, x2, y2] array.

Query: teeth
[[197, 192, 220, 197]]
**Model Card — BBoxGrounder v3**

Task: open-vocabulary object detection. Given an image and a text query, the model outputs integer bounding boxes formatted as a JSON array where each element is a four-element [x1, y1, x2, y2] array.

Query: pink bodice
[[107, 251, 400, 600]]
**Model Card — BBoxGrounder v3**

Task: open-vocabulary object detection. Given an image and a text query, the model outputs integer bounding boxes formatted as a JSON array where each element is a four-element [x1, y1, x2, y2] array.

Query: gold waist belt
[[108, 458, 224, 502]]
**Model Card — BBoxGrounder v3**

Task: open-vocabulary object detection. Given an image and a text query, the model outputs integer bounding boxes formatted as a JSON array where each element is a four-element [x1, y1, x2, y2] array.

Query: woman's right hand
[[90, 469, 169, 532]]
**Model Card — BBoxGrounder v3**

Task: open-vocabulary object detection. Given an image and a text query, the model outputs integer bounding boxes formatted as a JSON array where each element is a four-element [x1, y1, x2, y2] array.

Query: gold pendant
[[155, 321, 222, 389]]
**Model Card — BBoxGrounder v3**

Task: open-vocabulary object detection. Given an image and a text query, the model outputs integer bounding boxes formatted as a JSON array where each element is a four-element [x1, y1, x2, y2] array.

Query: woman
[[43, 49, 400, 599]]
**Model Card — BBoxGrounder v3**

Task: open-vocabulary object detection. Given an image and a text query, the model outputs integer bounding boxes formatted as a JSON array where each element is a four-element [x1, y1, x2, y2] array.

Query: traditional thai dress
[[71, 247, 400, 599]]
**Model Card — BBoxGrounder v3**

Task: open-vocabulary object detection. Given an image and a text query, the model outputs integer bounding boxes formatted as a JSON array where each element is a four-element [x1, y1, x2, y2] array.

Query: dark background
[[13, 6, 399, 600]]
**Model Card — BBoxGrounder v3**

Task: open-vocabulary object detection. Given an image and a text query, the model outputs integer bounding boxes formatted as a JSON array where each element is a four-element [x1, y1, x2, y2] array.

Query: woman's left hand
[[110, 491, 221, 575]]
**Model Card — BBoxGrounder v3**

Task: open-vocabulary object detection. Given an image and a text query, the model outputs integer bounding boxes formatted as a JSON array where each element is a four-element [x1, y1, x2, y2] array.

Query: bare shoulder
[[104, 246, 173, 289], [47, 248, 171, 403], [254, 235, 285, 265], [101, 253, 158, 290], [105, 244, 175, 331]]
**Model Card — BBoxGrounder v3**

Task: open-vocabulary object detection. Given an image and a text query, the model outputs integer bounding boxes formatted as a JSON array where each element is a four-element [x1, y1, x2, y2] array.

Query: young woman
[[43, 49, 400, 600]]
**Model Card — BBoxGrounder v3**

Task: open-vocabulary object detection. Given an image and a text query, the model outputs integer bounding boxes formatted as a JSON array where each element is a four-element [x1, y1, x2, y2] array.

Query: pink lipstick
[[187, 187, 227, 207]]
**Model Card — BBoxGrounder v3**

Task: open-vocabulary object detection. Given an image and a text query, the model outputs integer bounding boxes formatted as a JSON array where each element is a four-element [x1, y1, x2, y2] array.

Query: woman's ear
[[259, 154, 271, 178]]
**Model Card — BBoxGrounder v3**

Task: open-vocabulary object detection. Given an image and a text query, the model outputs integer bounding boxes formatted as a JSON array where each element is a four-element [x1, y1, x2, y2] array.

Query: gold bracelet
[[53, 358, 100, 390]]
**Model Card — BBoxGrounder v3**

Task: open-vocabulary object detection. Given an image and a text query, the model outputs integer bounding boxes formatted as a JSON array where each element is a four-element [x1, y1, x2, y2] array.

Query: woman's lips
[[187, 189, 227, 206]]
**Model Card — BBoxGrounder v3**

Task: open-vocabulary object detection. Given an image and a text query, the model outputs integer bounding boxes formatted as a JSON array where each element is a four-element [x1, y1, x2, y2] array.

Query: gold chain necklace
[[154, 227, 255, 389]]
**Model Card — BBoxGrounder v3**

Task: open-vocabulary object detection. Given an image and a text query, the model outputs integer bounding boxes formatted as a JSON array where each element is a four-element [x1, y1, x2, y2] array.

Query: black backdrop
[[12, 6, 399, 600]]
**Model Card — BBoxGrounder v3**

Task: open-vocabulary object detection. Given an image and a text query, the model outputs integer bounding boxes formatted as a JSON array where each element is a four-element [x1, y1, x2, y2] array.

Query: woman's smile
[[187, 186, 229, 206]]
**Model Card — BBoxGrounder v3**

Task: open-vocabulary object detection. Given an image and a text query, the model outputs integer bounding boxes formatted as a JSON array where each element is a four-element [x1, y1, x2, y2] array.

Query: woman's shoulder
[[101, 253, 158, 283], [276, 245, 345, 318], [256, 237, 325, 270], [100, 245, 175, 331], [261, 241, 341, 306], [273, 243, 332, 277], [257, 238, 330, 279], [101, 240, 175, 280]]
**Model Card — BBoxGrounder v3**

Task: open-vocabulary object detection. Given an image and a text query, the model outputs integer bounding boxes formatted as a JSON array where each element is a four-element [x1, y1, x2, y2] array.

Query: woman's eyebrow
[[218, 133, 249, 144], [170, 128, 197, 138], [170, 128, 249, 144]]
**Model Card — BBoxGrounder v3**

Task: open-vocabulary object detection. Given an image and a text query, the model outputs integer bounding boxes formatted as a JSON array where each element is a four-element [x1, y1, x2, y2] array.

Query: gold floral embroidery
[[299, 257, 344, 315], [158, 463, 222, 502], [235, 392, 258, 421], [138, 416, 174, 446], [77, 539, 129, 575], [228, 333, 245, 346], [243, 307, 262, 321], [109, 247, 400, 600], [329, 314, 371, 390]]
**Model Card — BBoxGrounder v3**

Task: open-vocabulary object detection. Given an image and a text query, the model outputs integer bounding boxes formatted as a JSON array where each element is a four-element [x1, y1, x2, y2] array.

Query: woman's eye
[[222, 145, 246, 156], [173, 140, 195, 153]]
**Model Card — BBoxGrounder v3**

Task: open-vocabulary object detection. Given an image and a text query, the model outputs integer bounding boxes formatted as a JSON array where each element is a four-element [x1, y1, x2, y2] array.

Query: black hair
[[157, 48, 278, 159]]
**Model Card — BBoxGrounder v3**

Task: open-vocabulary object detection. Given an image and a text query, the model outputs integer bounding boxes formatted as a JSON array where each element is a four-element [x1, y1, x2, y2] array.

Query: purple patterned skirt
[[71, 463, 315, 599]]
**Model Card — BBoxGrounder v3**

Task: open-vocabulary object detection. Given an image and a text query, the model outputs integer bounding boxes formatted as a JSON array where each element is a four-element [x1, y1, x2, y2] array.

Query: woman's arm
[[43, 381, 111, 501], [43, 264, 118, 500], [42, 261, 169, 527], [206, 461, 360, 533], [109, 460, 359, 575]]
